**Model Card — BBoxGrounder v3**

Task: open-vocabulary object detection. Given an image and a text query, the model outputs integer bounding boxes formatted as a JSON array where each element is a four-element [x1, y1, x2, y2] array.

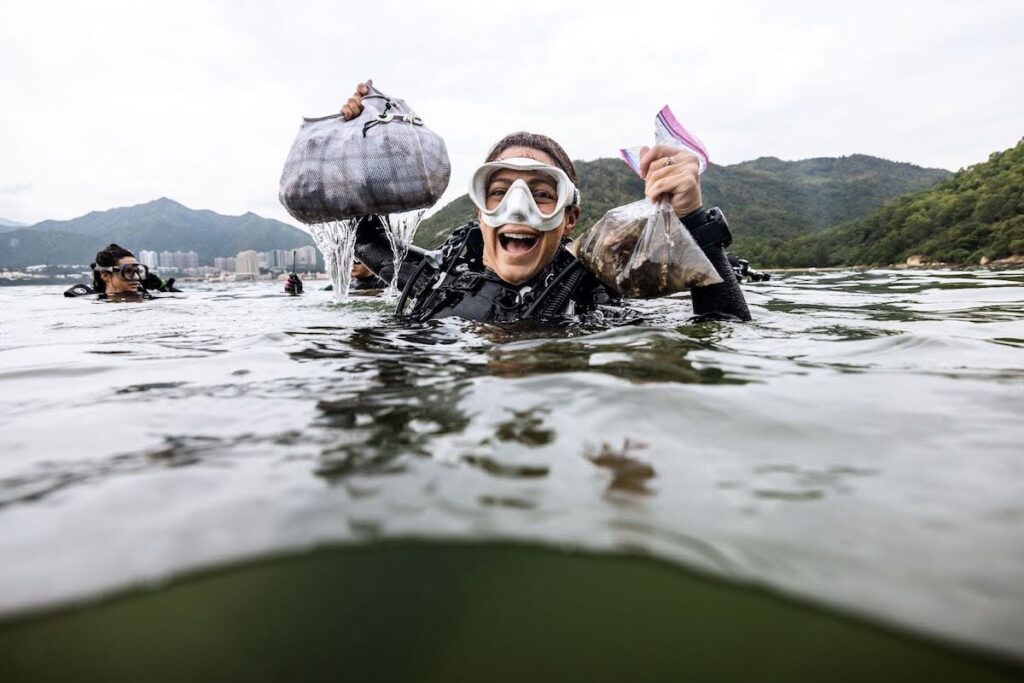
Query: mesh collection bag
[[278, 85, 451, 224], [571, 106, 722, 298]]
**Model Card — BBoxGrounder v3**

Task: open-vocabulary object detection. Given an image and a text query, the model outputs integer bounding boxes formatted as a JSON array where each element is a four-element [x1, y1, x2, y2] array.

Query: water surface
[[0, 269, 1022, 671]]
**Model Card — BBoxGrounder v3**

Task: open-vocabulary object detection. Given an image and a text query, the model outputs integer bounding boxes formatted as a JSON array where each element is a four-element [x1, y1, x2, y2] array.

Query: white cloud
[[0, 0, 1021, 225]]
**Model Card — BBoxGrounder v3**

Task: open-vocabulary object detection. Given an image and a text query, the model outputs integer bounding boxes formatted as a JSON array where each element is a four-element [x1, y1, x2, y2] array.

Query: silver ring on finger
[[663, 156, 674, 167]]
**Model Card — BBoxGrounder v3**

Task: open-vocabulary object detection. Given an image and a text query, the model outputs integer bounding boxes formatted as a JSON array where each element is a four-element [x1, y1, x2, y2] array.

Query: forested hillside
[[414, 154, 950, 255], [772, 141, 1024, 267]]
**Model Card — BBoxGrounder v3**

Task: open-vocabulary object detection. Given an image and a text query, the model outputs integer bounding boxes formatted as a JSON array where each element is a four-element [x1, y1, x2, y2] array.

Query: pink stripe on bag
[[618, 106, 711, 178], [656, 106, 710, 167], [620, 149, 642, 177]]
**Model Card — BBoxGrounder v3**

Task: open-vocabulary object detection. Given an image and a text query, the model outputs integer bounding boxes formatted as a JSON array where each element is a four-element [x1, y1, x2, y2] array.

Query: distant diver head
[[473, 132, 581, 286], [92, 243, 144, 295]]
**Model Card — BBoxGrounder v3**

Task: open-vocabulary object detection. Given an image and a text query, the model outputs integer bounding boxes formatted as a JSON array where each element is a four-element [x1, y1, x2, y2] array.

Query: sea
[[1, 269, 1022, 681]]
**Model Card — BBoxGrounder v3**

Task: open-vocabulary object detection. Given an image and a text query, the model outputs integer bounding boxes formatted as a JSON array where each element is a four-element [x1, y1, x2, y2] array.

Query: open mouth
[[498, 231, 540, 256]]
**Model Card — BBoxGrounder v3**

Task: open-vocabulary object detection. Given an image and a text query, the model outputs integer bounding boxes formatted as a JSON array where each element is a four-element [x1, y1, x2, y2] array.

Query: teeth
[[504, 233, 536, 240]]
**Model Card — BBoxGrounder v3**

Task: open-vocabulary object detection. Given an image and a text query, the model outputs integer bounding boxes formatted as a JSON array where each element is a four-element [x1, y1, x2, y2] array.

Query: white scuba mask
[[468, 157, 579, 232]]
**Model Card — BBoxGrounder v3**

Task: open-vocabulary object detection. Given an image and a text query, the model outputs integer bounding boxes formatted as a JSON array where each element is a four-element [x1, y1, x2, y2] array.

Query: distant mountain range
[[5, 146, 1016, 271], [0, 217, 27, 228], [0, 198, 314, 268], [414, 154, 952, 253]]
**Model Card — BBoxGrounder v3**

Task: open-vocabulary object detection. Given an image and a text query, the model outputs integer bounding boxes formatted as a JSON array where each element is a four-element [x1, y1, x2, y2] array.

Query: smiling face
[[479, 146, 578, 285]]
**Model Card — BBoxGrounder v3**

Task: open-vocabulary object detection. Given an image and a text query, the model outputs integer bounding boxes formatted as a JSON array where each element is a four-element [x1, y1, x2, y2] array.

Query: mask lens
[[485, 172, 562, 212], [119, 264, 148, 281], [530, 183, 560, 211]]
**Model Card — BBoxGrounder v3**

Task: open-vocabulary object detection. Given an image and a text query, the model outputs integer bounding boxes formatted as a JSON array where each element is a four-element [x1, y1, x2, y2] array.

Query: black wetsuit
[[63, 274, 181, 298], [354, 209, 751, 323], [63, 285, 151, 300]]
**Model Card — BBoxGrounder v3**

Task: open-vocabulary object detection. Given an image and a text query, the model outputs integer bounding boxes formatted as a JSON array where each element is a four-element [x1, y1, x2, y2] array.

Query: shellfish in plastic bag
[[572, 106, 721, 298], [573, 198, 721, 298]]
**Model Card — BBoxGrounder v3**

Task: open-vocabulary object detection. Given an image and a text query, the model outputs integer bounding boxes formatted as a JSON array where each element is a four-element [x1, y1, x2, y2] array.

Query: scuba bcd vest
[[396, 223, 621, 324]]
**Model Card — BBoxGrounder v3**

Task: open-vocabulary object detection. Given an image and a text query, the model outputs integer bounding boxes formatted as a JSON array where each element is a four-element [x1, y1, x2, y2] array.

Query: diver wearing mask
[[340, 82, 749, 323], [64, 243, 181, 299], [354, 151, 619, 322], [348, 135, 750, 324], [315, 259, 388, 294]]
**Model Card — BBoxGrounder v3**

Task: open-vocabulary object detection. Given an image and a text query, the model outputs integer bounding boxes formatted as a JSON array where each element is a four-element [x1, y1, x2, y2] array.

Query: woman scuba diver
[[64, 243, 181, 299], [339, 81, 750, 324]]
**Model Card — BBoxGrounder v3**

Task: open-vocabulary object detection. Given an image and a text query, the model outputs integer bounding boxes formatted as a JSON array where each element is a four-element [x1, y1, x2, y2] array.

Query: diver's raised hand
[[340, 79, 373, 121], [639, 144, 703, 218]]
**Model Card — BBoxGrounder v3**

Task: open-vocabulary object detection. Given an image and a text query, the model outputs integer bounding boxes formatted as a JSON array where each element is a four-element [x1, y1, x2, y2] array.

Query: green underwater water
[[3, 542, 1022, 683]]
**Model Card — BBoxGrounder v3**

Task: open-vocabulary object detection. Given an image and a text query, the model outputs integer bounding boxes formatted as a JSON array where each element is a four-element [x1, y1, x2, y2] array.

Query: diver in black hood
[[339, 81, 750, 324], [64, 243, 181, 299], [313, 259, 387, 294]]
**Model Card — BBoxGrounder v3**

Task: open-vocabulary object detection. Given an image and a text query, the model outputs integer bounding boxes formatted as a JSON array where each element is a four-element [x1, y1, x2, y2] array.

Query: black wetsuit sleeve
[[683, 208, 751, 321], [690, 243, 751, 321], [353, 215, 429, 290]]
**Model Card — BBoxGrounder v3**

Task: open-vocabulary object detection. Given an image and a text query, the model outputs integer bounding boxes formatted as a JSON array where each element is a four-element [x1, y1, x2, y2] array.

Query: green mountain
[[414, 155, 951, 250], [0, 198, 314, 267], [773, 140, 1024, 267], [0, 229, 99, 267]]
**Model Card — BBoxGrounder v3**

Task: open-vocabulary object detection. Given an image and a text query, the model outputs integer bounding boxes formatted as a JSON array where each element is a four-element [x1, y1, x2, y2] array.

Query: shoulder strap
[[397, 223, 477, 318]]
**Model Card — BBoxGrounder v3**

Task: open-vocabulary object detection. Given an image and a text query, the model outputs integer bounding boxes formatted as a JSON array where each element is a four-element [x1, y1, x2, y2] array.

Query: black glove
[[285, 273, 303, 295], [162, 277, 183, 292], [141, 273, 183, 293], [142, 272, 164, 291]]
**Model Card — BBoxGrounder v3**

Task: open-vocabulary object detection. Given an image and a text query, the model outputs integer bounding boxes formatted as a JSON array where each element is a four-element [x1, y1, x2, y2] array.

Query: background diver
[[64, 243, 181, 299]]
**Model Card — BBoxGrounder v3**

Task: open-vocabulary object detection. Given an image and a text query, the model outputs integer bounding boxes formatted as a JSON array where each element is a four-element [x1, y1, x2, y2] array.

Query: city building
[[139, 250, 159, 270], [235, 250, 260, 276], [295, 246, 318, 267], [257, 246, 319, 271], [156, 250, 199, 272], [214, 256, 236, 272]]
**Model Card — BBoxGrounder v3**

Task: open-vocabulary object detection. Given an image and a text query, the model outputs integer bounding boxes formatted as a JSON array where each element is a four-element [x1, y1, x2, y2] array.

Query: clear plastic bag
[[573, 198, 721, 298], [572, 106, 721, 298]]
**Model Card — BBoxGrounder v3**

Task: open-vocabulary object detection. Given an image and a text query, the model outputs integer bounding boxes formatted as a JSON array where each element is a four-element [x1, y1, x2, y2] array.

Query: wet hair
[[485, 131, 578, 185], [92, 243, 135, 293]]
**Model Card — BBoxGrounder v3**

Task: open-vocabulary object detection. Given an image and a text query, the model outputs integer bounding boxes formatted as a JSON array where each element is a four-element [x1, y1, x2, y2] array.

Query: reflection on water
[[587, 438, 657, 495], [0, 268, 1023, 670]]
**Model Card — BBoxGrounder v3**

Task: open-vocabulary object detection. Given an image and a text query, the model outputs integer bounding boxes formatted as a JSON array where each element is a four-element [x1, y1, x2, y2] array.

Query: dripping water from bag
[[382, 210, 425, 300], [310, 220, 358, 302]]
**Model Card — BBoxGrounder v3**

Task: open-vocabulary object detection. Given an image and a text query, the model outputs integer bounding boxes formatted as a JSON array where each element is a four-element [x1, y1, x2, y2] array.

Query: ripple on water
[[0, 273, 1023, 662]]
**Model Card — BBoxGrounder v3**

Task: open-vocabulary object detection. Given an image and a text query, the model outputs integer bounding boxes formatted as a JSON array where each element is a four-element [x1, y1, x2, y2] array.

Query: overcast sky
[[1, 0, 1021, 226]]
